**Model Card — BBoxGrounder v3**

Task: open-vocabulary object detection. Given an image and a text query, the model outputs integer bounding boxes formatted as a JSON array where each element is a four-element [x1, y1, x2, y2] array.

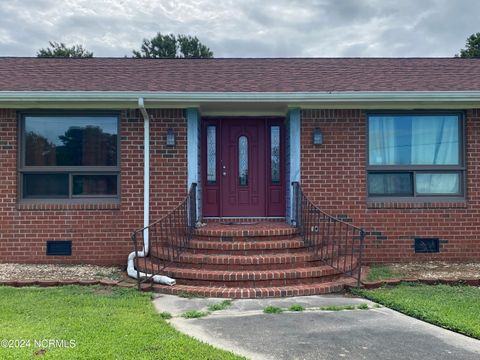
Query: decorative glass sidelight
[[207, 126, 216, 184], [271, 126, 280, 183], [238, 136, 248, 186]]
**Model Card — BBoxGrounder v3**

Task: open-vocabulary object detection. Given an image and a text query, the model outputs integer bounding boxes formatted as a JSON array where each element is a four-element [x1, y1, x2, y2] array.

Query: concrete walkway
[[153, 294, 480, 360]]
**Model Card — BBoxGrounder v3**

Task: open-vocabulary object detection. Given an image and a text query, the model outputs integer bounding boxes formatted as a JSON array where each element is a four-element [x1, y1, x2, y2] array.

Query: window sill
[[367, 199, 467, 209], [16, 201, 121, 211]]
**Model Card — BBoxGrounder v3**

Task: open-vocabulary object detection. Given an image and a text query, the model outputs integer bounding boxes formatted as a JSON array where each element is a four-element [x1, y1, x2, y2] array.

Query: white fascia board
[[0, 91, 480, 107]]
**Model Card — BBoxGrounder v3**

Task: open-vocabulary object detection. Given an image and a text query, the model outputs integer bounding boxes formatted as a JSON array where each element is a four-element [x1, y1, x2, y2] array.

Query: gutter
[[126, 97, 176, 286], [1, 91, 480, 103]]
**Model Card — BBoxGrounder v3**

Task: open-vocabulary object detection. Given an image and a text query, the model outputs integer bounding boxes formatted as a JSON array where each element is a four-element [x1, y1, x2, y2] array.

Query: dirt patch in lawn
[[0, 263, 124, 281], [388, 261, 480, 280]]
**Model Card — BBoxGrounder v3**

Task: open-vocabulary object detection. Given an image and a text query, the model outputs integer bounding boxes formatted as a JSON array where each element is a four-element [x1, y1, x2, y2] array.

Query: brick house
[[1, 57, 479, 297]]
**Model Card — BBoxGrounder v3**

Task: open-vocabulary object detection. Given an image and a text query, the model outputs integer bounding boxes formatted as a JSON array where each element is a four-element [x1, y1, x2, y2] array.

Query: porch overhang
[[1, 91, 480, 113]]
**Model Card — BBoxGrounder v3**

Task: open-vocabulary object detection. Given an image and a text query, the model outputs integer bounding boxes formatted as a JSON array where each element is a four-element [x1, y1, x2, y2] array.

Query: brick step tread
[[176, 252, 315, 265], [189, 238, 305, 250], [151, 250, 349, 264], [138, 255, 356, 274], [160, 265, 344, 281], [143, 259, 329, 271], [194, 223, 297, 238], [152, 277, 357, 298], [203, 217, 286, 224]]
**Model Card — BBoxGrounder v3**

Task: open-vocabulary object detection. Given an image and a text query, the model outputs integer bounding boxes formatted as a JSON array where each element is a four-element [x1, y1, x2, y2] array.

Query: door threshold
[[202, 216, 286, 223]]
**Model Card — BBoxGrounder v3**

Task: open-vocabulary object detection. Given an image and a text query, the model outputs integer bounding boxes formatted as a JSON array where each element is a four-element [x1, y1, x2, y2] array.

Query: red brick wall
[[0, 109, 187, 265], [301, 109, 480, 263]]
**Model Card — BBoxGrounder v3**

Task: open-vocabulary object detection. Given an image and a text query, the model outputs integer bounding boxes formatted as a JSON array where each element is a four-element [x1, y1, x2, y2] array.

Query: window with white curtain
[[367, 113, 464, 198]]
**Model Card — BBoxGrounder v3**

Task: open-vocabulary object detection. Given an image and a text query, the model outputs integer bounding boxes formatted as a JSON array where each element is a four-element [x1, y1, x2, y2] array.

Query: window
[[367, 113, 464, 199], [206, 125, 216, 184], [238, 136, 248, 186], [271, 126, 280, 184], [19, 113, 119, 200]]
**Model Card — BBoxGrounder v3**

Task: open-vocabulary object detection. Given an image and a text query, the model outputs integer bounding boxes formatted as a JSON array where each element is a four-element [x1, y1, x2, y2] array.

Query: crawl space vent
[[414, 238, 439, 253], [46, 240, 72, 256]]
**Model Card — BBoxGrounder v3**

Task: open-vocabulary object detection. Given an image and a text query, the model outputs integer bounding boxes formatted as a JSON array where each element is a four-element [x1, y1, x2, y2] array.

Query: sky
[[0, 0, 479, 58]]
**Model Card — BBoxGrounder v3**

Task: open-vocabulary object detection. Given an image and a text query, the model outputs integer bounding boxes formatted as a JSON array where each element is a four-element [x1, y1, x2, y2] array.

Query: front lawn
[[354, 283, 480, 339], [0, 286, 242, 359]]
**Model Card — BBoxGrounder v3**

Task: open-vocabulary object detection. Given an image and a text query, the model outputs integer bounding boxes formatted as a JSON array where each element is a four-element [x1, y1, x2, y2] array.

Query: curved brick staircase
[[142, 222, 357, 298]]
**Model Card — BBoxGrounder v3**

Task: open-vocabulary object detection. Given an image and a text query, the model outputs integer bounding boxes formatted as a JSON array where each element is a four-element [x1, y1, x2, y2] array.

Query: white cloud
[[0, 0, 478, 57]]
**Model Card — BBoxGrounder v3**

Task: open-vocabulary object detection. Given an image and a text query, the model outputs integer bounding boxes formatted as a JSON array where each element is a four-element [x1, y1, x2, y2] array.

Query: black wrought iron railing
[[131, 183, 197, 290], [292, 182, 365, 286]]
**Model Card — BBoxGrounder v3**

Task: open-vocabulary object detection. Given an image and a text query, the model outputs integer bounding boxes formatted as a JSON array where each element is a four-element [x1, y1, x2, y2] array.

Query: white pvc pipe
[[126, 97, 175, 286]]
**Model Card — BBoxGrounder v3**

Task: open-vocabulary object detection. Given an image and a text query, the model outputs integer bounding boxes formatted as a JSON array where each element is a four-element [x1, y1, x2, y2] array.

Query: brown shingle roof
[[1, 57, 480, 92]]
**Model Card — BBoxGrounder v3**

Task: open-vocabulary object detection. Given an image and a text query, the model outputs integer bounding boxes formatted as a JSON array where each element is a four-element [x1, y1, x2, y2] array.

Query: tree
[[456, 32, 480, 58], [132, 33, 213, 58], [37, 41, 93, 58]]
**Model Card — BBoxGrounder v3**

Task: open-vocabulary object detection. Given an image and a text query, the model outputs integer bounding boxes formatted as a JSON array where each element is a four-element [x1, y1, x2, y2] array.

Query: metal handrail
[[130, 183, 197, 290], [292, 182, 365, 286]]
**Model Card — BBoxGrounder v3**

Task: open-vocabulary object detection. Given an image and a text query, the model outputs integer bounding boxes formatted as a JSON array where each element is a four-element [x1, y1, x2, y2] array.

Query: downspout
[[126, 97, 176, 286]]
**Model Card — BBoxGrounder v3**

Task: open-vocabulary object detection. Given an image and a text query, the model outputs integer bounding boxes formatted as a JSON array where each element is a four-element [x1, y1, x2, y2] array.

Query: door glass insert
[[271, 126, 280, 183], [238, 136, 248, 186], [207, 126, 216, 184]]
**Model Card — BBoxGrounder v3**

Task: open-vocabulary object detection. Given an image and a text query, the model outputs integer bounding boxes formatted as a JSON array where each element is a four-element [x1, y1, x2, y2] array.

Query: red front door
[[202, 117, 285, 217]]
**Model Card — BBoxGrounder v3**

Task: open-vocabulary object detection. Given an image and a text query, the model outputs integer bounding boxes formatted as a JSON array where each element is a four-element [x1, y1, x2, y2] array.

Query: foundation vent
[[46, 240, 72, 256], [414, 238, 439, 253]]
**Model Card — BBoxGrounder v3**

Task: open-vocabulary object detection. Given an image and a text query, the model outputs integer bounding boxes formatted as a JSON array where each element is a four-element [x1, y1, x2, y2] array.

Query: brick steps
[[139, 256, 356, 280], [152, 277, 356, 298], [161, 265, 347, 287], [194, 222, 297, 238], [179, 251, 313, 264], [145, 222, 357, 297], [145, 257, 327, 271], [187, 237, 306, 254]]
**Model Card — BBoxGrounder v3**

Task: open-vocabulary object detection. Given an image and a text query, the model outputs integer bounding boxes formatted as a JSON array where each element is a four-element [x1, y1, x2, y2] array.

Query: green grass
[[319, 304, 356, 311], [354, 283, 480, 339], [0, 286, 242, 359], [288, 304, 305, 312], [181, 310, 210, 319], [158, 311, 172, 320], [208, 300, 233, 312], [366, 264, 405, 281], [177, 291, 205, 299], [319, 304, 369, 311], [263, 305, 284, 314]]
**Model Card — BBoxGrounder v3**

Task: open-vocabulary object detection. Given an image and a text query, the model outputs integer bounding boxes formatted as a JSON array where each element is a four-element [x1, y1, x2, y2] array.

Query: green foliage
[[177, 34, 213, 58], [181, 310, 210, 319], [37, 41, 93, 58], [356, 283, 480, 339], [158, 311, 172, 320], [456, 32, 480, 58], [0, 286, 241, 359], [367, 265, 405, 281], [263, 305, 284, 314], [356, 303, 369, 310], [208, 300, 233, 312], [177, 291, 204, 298], [132, 33, 213, 58], [288, 304, 305, 312], [320, 304, 356, 311]]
